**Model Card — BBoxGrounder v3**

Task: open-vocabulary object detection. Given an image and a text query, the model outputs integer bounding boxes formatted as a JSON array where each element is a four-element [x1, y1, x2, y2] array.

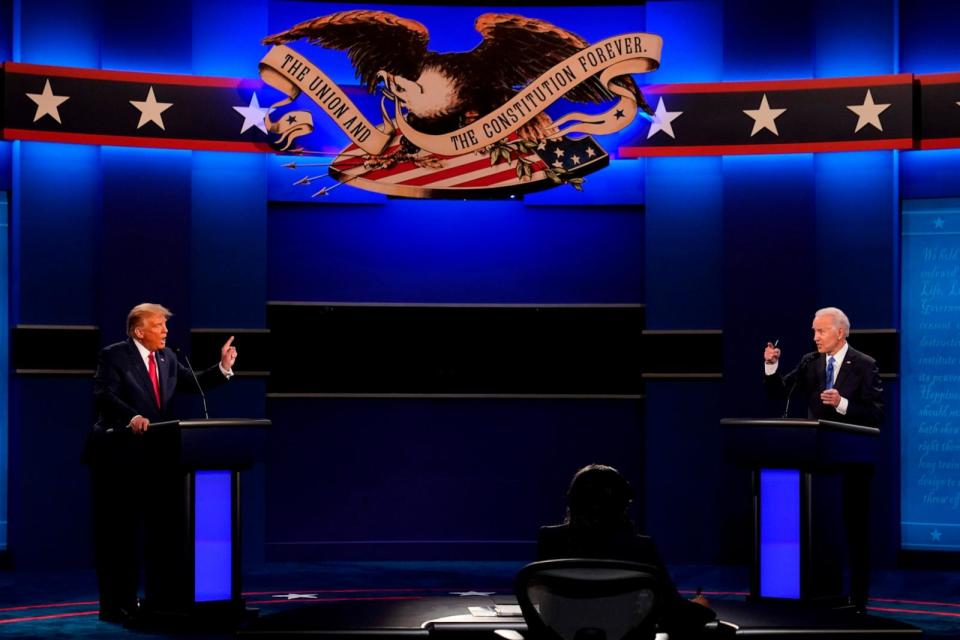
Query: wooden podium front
[[721, 418, 878, 603], [142, 418, 270, 624]]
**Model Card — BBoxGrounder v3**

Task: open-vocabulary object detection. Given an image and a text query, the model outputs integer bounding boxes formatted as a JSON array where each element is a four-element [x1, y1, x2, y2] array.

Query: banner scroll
[[259, 33, 661, 156]]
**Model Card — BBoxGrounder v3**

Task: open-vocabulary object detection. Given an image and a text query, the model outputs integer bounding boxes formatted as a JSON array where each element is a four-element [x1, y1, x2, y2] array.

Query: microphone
[[781, 352, 817, 419], [176, 348, 209, 419]]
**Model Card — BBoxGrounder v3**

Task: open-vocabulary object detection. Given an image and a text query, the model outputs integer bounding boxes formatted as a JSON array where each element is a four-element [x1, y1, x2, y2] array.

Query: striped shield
[[326, 132, 609, 198]]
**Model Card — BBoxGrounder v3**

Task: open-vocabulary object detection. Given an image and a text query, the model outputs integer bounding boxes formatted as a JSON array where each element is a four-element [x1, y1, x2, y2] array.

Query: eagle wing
[[262, 11, 430, 93], [471, 14, 651, 114]]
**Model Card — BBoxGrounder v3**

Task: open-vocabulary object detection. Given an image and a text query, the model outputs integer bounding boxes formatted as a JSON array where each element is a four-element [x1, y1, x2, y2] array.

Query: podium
[[721, 418, 878, 603], [141, 418, 270, 624]]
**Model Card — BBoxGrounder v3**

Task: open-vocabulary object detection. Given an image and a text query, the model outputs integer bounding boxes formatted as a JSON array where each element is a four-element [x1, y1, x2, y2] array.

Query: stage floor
[[0, 561, 957, 638], [237, 594, 920, 639]]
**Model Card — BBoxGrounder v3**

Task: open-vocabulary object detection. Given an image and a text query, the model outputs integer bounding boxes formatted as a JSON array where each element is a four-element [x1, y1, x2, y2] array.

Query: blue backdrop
[[901, 198, 960, 551], [3, 0, 960, 570]]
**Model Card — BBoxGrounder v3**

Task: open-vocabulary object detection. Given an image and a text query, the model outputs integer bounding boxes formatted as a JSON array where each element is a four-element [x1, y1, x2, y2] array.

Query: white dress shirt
[[765, 342, 850, 415], [130, 339, 232, 425]]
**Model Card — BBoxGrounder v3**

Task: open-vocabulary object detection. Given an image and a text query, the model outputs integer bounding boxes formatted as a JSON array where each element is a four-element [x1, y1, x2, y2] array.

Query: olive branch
[[481, 138, 586, 191]]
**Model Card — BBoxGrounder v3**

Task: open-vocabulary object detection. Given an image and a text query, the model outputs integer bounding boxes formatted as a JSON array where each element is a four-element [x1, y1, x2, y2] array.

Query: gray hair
[[815, 307, 850, 336]]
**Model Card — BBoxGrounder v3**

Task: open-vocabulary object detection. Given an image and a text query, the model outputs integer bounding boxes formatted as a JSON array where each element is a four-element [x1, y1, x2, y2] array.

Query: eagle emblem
[[259, 11, 661, 198]]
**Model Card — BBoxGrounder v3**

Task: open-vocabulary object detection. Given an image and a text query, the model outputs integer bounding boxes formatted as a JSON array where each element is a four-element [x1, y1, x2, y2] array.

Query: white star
[[451, 591, 496, 597], [552, 160, 564, 169], [233, 92, 273, 134], [26, 79, 70, 124], [570, 154, 581, 165], [537, 141, 547, 151], [934, 217, 945, 229], [585, 147, 596, 158], [743, 94, 786, 137], [931, 529, 942, 542], [647, 97, 682, 139], [847, 89, 890, 133], [130, 87, 173, 131], [554, 148, 565, 158], [271, 593, 318, 600]]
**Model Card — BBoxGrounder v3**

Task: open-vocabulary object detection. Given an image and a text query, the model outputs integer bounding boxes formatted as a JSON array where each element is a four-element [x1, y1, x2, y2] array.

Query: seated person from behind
[[538, 464, 714, 637]]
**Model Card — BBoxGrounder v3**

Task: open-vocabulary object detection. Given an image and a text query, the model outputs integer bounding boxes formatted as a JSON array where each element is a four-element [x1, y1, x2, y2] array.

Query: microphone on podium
[[782, 351, 817, 419], [176, 348, 209, 419]]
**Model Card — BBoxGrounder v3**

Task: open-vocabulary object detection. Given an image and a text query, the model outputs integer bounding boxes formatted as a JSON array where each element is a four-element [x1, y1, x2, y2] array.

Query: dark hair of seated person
[[538, 464, 654, 561], [537, 464, 715, 637]]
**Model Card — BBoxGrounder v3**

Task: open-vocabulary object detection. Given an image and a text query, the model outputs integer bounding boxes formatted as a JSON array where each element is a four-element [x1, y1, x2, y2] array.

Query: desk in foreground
[[237, 594, 918, 638]]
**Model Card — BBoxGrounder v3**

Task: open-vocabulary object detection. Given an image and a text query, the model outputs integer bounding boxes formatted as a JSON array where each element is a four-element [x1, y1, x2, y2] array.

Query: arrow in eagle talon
[[295, 173, 332, 186]]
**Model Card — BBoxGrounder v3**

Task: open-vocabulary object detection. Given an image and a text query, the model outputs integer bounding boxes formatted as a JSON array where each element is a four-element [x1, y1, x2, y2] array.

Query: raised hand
[[220, 336, 238, 371], [764, 341, 781, 365]]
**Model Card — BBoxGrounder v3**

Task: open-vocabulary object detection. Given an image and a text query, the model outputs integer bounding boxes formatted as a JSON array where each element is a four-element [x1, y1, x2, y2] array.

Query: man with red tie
[[85, 303, 237, 624]]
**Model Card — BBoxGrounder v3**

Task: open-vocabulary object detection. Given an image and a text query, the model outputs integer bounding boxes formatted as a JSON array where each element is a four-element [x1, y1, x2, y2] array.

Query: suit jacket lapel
[[815, 353, 826, 390], [127, 338, 155, 405], [156, 349, 175, 408], [833, 346, 857, 392]]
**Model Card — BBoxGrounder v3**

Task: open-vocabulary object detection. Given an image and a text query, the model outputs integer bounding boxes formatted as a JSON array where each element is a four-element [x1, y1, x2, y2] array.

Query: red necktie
[[148, 352, 161, 407]]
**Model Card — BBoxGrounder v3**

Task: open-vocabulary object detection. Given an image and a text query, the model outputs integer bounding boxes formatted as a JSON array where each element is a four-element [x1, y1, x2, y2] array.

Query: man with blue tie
[[763, 307, 883, 426], [762, 306, 883, 613], [84, 303, 237, 624]]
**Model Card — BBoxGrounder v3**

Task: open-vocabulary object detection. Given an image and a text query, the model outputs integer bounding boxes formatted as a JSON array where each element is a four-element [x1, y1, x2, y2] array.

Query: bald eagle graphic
[[263, 10, 653, 138]]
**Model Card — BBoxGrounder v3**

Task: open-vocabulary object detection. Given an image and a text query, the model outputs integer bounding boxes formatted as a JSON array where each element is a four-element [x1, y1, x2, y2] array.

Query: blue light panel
[[813, 0, 895, 78], [760, 468, 800, 599], [194, 470, 232, 602], [813, 151, 896, 327], [901, 198, 960, 551], [901, 150, 960, 201], [0, 192, 8, 550], [644, 0, 723, 83], [16, 142, 99, 324], [14, 0, 100, 67], [267, 198, 645, 303], [192, 0, 269, 77], [900, 2, 960, 75], [191, 151, 268, 328], [644, 156, 722, 329]]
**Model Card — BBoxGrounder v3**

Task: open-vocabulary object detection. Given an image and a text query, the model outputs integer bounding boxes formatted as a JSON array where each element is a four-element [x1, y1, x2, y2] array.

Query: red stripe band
[[4, 61, 258, 88], [619, 139, 913, 157], [3, 129, 273, 152], [0, 610, 98, 624], [645, 73, 913, 95]]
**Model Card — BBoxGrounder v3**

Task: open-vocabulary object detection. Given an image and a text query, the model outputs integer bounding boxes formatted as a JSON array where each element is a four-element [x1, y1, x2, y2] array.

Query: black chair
[[515, 559, 667, 640]]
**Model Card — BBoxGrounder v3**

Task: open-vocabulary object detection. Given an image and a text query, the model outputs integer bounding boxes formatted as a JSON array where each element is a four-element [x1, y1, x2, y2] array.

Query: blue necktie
[[825, 356, 836, 390]]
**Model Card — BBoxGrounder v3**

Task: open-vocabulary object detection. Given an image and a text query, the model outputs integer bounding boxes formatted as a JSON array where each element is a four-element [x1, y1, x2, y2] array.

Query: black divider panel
[[13, 325, 100, 372], [641, 330, 722, 376], [849, 330, 899, 376], [191, 329, 271, 376], [267, 303, 645, 395]]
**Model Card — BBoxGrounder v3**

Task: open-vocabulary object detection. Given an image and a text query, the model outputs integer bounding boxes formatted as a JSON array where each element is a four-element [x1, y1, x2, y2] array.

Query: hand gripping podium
[[141, 418, 270, 624], [721, 418, 878, 603]]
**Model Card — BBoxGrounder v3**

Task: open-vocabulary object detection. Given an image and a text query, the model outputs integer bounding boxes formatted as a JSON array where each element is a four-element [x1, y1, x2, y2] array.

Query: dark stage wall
[[3, 0, 960, 574]]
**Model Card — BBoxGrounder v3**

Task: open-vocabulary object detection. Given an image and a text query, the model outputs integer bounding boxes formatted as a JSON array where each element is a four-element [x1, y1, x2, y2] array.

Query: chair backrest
[[514, 559, 666, 640]]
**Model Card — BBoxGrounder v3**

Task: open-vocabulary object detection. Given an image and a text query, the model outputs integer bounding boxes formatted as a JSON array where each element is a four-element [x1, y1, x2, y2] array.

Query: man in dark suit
[[763, 306, 882, 612], [85, 303, 237, 624], [764, 307, 883, 426]]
